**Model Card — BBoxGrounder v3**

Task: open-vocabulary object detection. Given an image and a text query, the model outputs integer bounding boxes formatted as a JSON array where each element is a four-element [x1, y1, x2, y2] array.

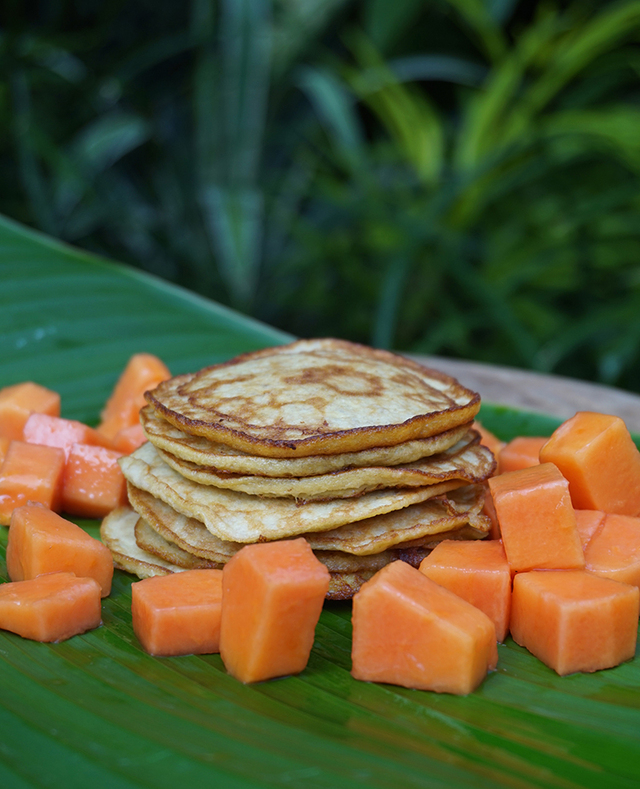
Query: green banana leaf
[[1, 214, 639, 789]]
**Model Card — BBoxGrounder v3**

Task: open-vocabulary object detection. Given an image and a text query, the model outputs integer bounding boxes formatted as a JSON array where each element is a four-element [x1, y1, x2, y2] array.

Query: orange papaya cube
[[351, 560, 497, 694], [510, 569, 639, 675], [0, 382, 60, 440], [583, 513, 640, 589], [23, 413, 111, 459], [574, 510, 606, 551], [98, 353, 171, 441], [539, 411, 640, 515], [220, 538, 330, 683], [111, 423, 147, 454], [487, 462, 584, 572], [0, 441, 65, 525], [61, 443, 127, 519], [0, 572, 102, 642], [419, 539, 512, 642], [498, 436, 547, 474], [473, 421, 505, 458], [0, 436, 9, 465], [131, 569, 223, 656], [7, 503, 113, 596]]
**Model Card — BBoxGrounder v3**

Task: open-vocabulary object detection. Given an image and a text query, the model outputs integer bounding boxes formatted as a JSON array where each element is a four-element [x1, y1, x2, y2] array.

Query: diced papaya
[[111, 423, 147, 454], [0, 441, 65, 525], [219, 538, 330, 683], [539, 411, 640, 515], [0, 572, 102, 642], [23, 412, 111, 458], [351, 560, 497, 695], [574, 510, 606, 551], [473, 421, 506, 458], [419, 539, 512, 642], [510, 569, 639, 675], [583, 513, 640, 589], [131, 569, 223, 656], [97, 354, 170, 441], [0, 382, 60, 441], [498, 436, 547, 474], [0, 436, 9, 466], [487, 462, 584, 573], [7, 503, 113, 596], [61, 443, 127, 519]]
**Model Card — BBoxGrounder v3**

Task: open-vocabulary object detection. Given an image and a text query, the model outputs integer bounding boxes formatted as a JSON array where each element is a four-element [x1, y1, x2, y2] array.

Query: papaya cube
[[0, 441, 65, 525], [351, 560, 497, 695], [583, 513, 640, 589], [511, 570, 639, 675], [23, 413, 110, 459], [419, 539, 512, 642], [131, 569, 223, 656], [0, 382, 60, 441], [540, 411, 640, 515], [111, 423, 147, 454], [98, 353, 171, 441], [0, 436, 9, 466], [487, 462, 584, 572], [61, 443, 127, 519], [0, 572, 102, 642], [574, 510, 606, 551], [498, 436, 546, 474], [220, 539, 330, 683], [7, 503, 113, 596]]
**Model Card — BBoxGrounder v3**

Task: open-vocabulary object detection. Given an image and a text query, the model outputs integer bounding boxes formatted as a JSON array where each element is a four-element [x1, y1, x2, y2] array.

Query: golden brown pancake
[[154, 436, 494, 500], [119, 442, 469, 543], [145, 339, 480, 457], [140, 405, 473, 477]]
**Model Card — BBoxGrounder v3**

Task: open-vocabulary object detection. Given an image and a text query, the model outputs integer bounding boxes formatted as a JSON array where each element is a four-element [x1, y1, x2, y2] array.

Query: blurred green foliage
[[2, 0, 640, 390]]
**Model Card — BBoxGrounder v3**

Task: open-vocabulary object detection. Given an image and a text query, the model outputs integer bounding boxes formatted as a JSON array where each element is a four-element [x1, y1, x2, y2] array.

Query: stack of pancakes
[[101, 339, 496, 599]]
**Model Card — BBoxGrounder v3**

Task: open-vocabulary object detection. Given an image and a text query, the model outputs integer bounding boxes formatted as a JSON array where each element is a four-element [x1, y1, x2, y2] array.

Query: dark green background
[[3, 0, 640, 389]]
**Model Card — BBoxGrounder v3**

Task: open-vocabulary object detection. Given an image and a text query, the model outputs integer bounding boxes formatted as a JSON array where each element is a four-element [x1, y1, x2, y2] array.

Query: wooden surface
[[410, 355, 640, 435]]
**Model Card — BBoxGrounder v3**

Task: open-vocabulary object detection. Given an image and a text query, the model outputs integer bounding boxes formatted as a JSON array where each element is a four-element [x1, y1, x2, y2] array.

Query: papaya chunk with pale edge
[[510, 570, 639, 676], [62, 443, 127, 519], [0, 382, 60, 441], [220, 539, 330, 683], [539, 411, 640, 515], [23, 412, 111, 458], [131, 569, 223, 656], [351, 560, 497, 694], [0, 572, 102, 642], [583, 513, 640, 589], [498, 436, 547, 474], [0, 441, 65, 525], [98, 354, 171, 441], [419, 539, 512, 642], [574, 510, 606, 551], [7, 503, 113, 596], [487, 462, 584, 573]]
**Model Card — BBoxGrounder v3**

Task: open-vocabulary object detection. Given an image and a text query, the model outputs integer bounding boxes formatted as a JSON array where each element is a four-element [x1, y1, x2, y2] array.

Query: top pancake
[[145, 338, 481, 458]]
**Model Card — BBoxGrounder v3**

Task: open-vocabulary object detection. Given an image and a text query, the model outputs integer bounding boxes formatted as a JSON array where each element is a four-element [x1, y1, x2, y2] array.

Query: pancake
[[140, 405, 473, 477], [125, 482, 488, 558], [154, 435, 495, 500], [145, 339, 480, 457], [119, 442, 468, 543], [102, 506, 406, 600], [100, 507, 182, 578]]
